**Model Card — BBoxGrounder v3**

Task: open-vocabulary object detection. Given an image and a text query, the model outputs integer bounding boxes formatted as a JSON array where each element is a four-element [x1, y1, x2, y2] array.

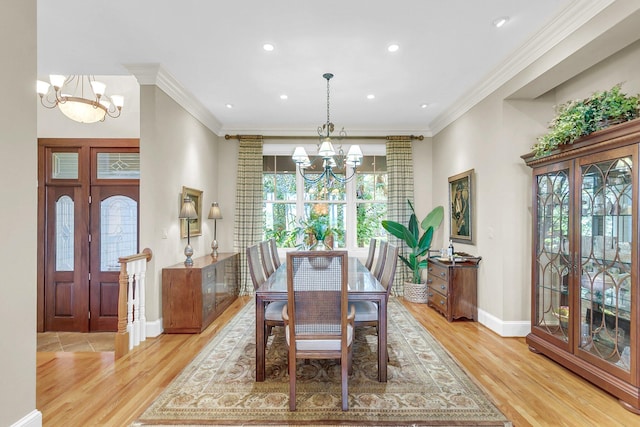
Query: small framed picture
[[448, 169, 473, 243], [180, 186, 203, 238]]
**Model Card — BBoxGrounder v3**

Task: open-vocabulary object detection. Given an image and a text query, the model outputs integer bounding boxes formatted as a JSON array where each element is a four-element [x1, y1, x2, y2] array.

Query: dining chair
[[259, 240, 276, 278], [364, 239, 377, 271], [248, 244, 284, 347], [282, 250, 354, 411], [269, 237, 281, 269], [247, 244, 266, 290], [353, 243, 398, 356], [371, 240, 388, 281]]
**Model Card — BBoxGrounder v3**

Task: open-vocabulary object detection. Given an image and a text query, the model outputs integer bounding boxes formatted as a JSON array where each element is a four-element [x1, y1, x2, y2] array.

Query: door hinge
[[88, 272, 91, 281], [88, 234, 92, 243], [88, 311, 91, 319], [89, 195, 92, 204]]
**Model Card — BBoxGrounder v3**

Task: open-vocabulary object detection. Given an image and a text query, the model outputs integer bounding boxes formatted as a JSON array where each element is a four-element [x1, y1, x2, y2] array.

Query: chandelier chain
[[326, 75, 330, 130]]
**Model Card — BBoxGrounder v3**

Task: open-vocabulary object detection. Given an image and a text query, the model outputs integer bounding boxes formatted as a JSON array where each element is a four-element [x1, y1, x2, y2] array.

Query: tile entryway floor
[[37, 332, 115, 352]]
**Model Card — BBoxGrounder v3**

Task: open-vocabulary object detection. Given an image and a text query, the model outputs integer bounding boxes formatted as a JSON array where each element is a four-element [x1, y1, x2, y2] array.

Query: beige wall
[[0, 0, 40, 425], [216, 139, 239, 253], [139, 85, 222, 326], [432, 8, 640, 335]]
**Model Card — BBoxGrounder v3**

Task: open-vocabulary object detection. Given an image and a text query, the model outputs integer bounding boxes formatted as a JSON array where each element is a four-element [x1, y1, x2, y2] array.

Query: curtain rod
[[224, 134, 424, 141]]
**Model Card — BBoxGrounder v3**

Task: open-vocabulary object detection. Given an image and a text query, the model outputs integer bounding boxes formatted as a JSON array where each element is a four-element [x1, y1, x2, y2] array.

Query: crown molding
[[430, 0, 615, 135], [124, 63, 223, 135]]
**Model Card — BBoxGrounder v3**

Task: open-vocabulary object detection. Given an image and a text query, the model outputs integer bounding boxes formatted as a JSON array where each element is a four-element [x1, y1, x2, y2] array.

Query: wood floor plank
[[36, 296, 638, 426]]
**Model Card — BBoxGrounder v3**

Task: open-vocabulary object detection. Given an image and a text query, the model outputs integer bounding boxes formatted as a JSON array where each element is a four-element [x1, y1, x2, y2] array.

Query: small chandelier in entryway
[[292, 73, 363, 185], [37, 75, 124, 123]]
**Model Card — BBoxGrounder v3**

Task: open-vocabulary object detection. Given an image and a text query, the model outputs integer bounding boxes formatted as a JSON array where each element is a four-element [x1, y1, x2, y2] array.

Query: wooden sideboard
[[426, 257, 480, 322], [162, 253, 239, 333]]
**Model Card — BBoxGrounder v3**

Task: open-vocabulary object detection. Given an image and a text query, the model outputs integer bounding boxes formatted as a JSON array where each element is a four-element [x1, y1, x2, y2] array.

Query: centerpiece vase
[[313, 240, 326, 251]]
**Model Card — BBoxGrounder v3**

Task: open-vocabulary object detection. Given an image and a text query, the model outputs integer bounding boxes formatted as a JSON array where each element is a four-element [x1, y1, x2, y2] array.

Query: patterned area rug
[[133, 298, 511, 426]]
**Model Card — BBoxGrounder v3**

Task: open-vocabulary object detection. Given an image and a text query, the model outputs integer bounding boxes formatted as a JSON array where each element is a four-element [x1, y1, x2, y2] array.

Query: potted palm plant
[[382, 201, 444, 301]]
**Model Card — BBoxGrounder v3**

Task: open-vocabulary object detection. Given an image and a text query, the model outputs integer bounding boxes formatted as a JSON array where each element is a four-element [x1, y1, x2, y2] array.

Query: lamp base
[[184, 244, 194, 266], [211, 239, 219, 259]]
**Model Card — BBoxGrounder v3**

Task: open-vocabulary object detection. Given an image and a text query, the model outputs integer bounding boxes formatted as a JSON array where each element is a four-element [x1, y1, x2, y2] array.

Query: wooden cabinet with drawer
[[162, 253, 239, 333], [427, 257, 480, 322]]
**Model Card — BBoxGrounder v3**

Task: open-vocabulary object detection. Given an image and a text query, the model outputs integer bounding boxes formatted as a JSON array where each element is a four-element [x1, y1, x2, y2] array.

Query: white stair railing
[[115, 248, 152, 359]]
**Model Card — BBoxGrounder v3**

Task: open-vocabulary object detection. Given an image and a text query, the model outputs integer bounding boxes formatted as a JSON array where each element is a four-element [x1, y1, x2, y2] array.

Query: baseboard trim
[[10, 410, 42, 427], [478, 309, 530, 337], [146, 318, 163, 337]]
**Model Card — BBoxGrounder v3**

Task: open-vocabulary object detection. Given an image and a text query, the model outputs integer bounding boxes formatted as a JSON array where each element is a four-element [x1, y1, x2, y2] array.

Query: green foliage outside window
[[262, 154, 386, 249]]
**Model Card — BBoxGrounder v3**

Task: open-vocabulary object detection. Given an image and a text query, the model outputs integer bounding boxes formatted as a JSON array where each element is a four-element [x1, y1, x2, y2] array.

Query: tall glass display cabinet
[[522, 119, 640, 413]]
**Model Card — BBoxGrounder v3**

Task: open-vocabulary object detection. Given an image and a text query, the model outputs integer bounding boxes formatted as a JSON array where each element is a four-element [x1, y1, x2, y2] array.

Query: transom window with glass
[[263, 148, 387, 251]]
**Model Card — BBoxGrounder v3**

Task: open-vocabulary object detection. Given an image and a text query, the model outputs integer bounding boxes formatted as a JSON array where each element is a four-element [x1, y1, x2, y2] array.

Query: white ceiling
[[38, 0, 597, 137]]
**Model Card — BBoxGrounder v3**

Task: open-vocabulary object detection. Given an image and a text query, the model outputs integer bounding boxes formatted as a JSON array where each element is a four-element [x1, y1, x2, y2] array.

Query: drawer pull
[[440, 272, 446, 277], [440, 285, 446, 290], [428, 267, 433, 272], [440, 300, 445, 305], [428, 292, 433, 297], [427, 279, 433, 284]]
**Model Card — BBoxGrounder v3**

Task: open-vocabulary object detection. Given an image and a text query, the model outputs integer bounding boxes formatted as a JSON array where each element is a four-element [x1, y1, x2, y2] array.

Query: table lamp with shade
[[179, 196, 198, 266], [208, 202, 223, 258]]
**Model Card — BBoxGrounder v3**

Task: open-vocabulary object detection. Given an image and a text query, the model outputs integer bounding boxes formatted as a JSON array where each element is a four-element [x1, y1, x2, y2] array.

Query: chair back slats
[[372, 240, 388, 280], [269, 237, 281, 269], [260, 240, 276, 277], [247, 244, 266, 290], [364, 239, 377, 270]]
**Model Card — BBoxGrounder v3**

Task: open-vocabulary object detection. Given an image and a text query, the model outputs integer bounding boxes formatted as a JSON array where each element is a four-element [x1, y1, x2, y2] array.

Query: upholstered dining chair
[[282, 250, 354, 411], [259, 240, 276, 278], [353, 243, 399, 357], [247, 244, 284, 348], [269, 237, 281, 269], [247, 244, 266, 290], [371, 240, 388, 281], [364, 238, 377, 271]]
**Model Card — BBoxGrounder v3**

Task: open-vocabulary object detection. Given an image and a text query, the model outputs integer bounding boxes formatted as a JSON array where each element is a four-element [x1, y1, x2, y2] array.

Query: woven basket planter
[[404, 281, 428, 303]]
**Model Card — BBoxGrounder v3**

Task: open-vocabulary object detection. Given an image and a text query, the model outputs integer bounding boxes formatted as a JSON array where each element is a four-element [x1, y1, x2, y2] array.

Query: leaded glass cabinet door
[[532, 163, 572, 350], [577, 146, 635, 379]]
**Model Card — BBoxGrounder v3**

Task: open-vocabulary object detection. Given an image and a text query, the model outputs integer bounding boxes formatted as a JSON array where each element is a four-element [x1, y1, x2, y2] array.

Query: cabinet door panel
[[577, 147, 635, 376], [532, 165, 572, 349]]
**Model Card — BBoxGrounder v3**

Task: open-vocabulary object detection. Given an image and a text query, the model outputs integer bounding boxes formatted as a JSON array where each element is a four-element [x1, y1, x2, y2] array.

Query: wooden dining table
[[255, 256, 389, 382]]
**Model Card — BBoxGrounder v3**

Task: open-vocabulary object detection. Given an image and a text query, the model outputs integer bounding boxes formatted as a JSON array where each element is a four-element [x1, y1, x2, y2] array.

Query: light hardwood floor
[[37, 296, 638, 426]]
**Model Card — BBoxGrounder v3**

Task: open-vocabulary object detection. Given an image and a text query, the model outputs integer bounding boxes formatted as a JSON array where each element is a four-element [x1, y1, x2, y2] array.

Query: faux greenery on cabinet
[[532, 84, 640, 157]]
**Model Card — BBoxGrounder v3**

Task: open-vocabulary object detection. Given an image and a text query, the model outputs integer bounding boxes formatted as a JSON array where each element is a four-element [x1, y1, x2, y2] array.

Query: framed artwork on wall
[[448, 169, 473, 243], [180, 186, 203, 238]]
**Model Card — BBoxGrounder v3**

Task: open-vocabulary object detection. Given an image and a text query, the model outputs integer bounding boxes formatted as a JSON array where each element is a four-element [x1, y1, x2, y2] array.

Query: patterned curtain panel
[[386, 137, 414, 295], [233, 136, 264, 295]]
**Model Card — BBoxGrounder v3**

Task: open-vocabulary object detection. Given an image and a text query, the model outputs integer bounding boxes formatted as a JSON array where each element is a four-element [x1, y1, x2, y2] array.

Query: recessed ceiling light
[[420, 104, 428, 109], [387, 44, 400, 52], [493, 16, 509, 28], [280, 94, 288, 100], [367, 94, 375, 100], [225, 104, 233, 109], [263, 43, 275, 51]]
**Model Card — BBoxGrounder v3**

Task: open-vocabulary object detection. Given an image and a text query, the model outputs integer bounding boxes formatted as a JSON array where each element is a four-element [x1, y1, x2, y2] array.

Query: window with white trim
[[263, 145, 387, 251]]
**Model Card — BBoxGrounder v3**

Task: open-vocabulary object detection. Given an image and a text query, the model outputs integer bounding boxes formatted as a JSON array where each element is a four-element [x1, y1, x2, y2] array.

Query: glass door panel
[[534, 169, 571, 343], [100, 195, 138, 271], [580, 156, 632, 371]]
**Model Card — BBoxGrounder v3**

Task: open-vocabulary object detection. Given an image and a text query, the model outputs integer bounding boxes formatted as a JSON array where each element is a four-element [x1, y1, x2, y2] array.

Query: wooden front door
[[39, 140, 139, 332], [89, 185, 139, 331], [44, 184, 90, 331]]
